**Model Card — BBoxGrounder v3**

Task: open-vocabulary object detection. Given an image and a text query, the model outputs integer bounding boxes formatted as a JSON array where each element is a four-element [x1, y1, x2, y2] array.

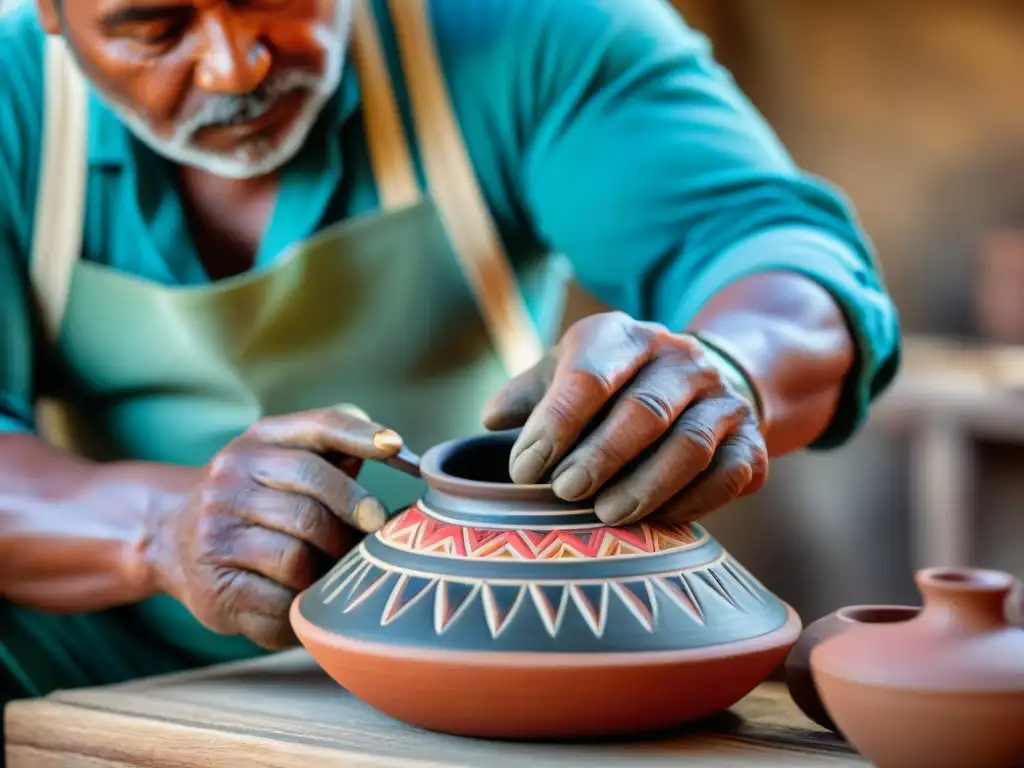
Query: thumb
[[481, 358, 553, 430]]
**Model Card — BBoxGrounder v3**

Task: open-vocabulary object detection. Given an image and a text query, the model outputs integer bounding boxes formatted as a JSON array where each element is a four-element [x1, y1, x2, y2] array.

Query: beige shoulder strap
[[31, 37, 88, 447], [32, 3, 543, 379], [388, 0, 545, 377], [351, 0, 421, 211], [31, 36, 89, 342]]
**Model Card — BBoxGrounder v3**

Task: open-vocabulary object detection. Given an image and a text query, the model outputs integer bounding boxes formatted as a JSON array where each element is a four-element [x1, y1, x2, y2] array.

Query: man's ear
[[36, 0, 61, 35]]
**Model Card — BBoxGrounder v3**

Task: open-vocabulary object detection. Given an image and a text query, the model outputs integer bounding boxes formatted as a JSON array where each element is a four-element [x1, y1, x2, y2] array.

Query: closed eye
[[100, 6, 193, 46]]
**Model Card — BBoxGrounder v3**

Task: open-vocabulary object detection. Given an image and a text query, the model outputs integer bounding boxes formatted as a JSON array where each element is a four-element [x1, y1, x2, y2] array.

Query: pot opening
[[837, 606, 919, 625], [931, 570, 971, 584], [439, 435, 515, 484], [918, 566, 1016, 593], [419, 430, 560, 503]]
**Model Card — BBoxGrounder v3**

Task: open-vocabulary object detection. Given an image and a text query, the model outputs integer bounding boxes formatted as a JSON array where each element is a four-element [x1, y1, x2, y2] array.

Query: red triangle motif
[[607, 525, 655, 552], [417, 520, 465, 556], [390, 507, 427, 531], [519, 530, 549, 547], [464, 528, 504, 550]]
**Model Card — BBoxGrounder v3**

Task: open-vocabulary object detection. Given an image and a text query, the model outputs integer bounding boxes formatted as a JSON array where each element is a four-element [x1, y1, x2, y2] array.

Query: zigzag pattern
[[377, 506, 702, 560], [317, 548, 769, 639]]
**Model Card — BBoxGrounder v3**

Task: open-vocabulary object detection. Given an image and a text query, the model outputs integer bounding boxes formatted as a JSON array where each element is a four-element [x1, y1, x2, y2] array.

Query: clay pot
[[1009, 579, 1024, 627], [291, 430, 801, 739], [811, 567, 1024, 767], [975, 229, 1024, 344], [785, 604, 919, 731]]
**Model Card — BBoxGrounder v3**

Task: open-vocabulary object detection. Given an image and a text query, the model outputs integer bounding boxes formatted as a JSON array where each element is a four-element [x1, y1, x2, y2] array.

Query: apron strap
[[30, 37, 89, 448], [351, 0, 421, 211], [30, 4, 542, 379], [388, 0, 546, 377], [31, 36, 89, 343]]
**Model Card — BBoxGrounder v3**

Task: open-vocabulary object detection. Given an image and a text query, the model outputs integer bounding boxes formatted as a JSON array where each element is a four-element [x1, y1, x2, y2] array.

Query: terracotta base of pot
[[814, 670, 1024, 767], [291, 600, 801, 739]]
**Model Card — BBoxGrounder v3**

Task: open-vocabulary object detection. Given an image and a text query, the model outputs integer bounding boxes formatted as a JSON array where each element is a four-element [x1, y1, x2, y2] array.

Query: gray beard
[[67, 3, 354, 179]]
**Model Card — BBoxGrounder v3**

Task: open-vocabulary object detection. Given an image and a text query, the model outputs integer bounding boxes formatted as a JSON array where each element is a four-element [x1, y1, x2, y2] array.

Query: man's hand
[[482, 312, 768, 526], [144, 405, 402, 651]]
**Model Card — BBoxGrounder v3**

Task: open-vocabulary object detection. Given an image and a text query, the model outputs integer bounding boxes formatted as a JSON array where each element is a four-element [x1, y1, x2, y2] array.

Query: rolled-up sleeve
[[517, 0, 900, 447]]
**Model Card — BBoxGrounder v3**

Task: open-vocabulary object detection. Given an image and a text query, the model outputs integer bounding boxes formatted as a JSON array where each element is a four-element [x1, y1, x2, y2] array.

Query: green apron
[[3, 0, 558, 696]]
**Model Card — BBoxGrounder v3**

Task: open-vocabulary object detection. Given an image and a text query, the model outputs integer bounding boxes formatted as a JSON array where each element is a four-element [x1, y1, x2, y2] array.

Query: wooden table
[[5, 650, 864, 767]]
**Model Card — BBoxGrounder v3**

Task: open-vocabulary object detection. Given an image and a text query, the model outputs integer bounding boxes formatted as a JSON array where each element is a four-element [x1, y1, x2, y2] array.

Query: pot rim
[[419, 430, 561, 503], [916, 566, 1017, 594], [834, 604, 920, 625]]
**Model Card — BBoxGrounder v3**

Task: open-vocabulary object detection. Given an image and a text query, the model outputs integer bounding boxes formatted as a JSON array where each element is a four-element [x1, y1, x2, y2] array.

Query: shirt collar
[[85, 57, 363, 169]]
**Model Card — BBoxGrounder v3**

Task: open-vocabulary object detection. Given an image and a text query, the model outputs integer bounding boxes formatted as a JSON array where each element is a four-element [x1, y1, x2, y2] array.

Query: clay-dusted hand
[[482, 312, 767, 525], [143, 406, 403, 650]]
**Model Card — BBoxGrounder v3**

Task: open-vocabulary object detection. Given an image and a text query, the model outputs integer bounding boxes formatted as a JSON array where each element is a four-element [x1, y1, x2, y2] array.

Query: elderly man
[[0, 0, 899, 711]]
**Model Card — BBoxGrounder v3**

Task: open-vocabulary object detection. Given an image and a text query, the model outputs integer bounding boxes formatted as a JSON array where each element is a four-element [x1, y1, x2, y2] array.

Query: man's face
[[41, 0, 353, 179]]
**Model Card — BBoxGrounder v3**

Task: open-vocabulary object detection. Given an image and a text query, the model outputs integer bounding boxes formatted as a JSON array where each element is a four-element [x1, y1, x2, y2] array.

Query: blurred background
[[566, 0, 1024, 621], [3, 0, 1021, 621], [680, 0, 1024, 620]]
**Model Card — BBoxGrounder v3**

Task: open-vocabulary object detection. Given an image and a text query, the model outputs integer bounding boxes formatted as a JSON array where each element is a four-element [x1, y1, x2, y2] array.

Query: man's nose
[[195, 12, 271, 94]]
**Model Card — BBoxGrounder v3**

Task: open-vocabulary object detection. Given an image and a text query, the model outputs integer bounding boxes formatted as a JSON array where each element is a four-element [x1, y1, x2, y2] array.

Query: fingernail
[[509, 439, 552, 484], [372, 429, 403, 454], [354, 498, 388, 533], [552, 465, 593, 500], [596, 495, 641, 527]]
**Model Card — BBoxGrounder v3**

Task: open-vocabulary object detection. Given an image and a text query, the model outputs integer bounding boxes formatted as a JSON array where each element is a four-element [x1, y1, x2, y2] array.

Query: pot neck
[[417, 432, 599, 527], [916, 567, 1016, 632]]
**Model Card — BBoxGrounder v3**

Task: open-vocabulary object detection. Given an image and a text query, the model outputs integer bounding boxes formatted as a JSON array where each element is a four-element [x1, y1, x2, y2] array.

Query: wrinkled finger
[[248, 449, 388, 534], [221, 574, 298, 650], [245, 404, 404, 461], [509, 317, 659, 484], [237, 611, 300, 650], [197, 566, 297, 649], [215, 526, 321, 592], [661, 425, 769, 524], [480, 354, 556, 431], [224, 486, 351, 559], [593, 397, 751, 526], [549, 354, 719, 501]]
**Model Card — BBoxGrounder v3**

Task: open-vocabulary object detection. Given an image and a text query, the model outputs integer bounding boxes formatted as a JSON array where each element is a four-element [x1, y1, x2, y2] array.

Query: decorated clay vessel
[[785, 604, 919, 731], [811, 567, 1024, 767], [291, 431, 801, 738]]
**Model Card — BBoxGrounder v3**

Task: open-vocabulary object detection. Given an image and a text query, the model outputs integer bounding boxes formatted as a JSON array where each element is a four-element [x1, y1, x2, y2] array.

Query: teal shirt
[[0, 0, 900, 448]]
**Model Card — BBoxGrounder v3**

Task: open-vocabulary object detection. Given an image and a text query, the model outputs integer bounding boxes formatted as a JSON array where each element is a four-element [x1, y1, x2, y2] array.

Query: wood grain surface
[[5, 650, 866, 767]]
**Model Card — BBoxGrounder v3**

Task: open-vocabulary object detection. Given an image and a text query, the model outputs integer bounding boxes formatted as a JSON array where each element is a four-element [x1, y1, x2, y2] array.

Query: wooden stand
[[5, 650, 865, 766]]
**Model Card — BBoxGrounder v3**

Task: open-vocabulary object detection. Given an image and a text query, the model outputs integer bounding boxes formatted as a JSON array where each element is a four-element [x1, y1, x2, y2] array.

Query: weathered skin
[[0, 272, 853, 649], [0, 1, 855, 650], [0, 408, 403, 650], [483, 271, 854, 525], [38, 0, 348, 179]]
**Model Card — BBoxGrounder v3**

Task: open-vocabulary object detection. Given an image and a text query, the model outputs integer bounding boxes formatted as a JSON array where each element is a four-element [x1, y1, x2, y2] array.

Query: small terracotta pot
[[292, 430, 802, 739], [975, 230, 1024, 344], [785, 604, 919, 731], [811, 567, 1024, 767]]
